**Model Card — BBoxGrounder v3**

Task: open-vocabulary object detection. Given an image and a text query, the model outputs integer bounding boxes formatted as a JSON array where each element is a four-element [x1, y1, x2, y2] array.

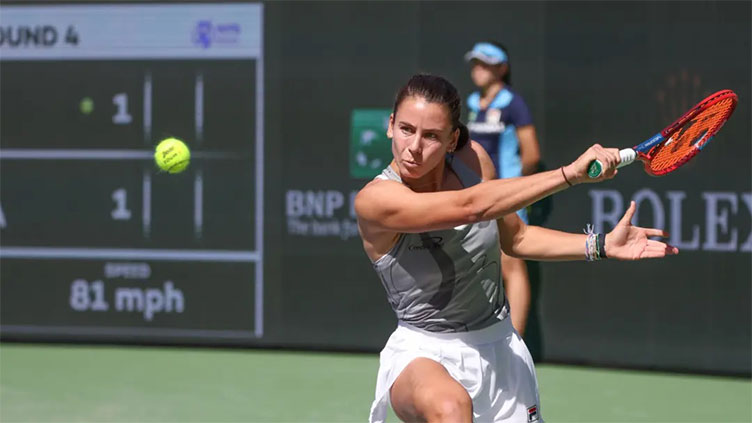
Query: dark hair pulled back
[[392, 74, 469, 151]]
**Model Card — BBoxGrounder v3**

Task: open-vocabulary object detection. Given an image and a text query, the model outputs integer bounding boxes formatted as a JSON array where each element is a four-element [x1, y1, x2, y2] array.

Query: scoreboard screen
[[0, 4, 265, 342]]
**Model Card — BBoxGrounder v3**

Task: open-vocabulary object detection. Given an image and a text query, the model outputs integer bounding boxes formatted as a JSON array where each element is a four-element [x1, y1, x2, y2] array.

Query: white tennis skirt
[[369, 316, 543, 423]]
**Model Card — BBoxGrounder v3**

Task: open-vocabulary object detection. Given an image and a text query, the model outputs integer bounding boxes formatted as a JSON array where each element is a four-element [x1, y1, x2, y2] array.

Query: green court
[[1, 343, 749, 422]]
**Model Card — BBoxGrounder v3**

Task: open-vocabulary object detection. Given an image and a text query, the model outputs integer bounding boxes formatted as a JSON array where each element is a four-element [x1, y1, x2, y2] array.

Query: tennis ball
[[154, 138, 190, 173]]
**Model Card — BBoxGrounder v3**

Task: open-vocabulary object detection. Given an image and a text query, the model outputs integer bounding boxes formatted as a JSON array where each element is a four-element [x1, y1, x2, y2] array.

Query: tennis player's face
[[388, 96, 457, 180]]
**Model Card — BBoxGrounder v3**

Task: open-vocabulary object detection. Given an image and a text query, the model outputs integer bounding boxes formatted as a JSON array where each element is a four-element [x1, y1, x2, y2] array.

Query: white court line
[[1, 325, 257, 339], [0, 149, 236, 160], [194, 170, 203, 239], [143, 170, 151, 237], [195, 72, 204, 144], [1, 150, 154, 159], [0, 247, 259, 262], [194, 72, 204, 240], [254, 11, 265, 338], [144, 71, 152, 144]]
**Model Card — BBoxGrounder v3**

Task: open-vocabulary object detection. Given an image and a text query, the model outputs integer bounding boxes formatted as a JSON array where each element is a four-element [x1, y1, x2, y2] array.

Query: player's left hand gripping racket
[[588, 89, 738, 178]]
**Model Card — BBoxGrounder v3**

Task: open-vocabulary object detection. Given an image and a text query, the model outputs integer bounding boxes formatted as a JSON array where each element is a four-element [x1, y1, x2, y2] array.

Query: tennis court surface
[[1, 343, 749, 422]]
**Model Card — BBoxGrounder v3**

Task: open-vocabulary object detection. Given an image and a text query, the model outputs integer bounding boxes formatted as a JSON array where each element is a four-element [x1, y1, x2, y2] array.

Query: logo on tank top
[[473, 254, 498, 275], [486, 108, 502, 123], [527, 405, 540, 422], [408, 236, 444, 251]]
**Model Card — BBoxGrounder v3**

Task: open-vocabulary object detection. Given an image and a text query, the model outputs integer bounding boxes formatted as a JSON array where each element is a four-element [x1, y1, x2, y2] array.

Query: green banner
[[349, 109, 392, 179]]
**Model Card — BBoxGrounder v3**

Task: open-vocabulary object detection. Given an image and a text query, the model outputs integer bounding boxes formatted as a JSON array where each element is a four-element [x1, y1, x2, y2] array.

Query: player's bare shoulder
[[354, 176, 403, 223], [356, 176, 391, 204], [454, 140, 497, 180], [354, 178, 381, 216], [354, 176, 406, 252]]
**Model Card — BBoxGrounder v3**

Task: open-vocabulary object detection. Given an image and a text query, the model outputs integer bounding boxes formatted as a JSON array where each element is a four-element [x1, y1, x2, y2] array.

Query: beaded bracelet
[[584, 224, 607, 261]]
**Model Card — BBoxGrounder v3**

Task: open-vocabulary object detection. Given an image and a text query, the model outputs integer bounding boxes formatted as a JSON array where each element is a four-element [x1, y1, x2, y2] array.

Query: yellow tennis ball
[[154, 138, 190, 173]]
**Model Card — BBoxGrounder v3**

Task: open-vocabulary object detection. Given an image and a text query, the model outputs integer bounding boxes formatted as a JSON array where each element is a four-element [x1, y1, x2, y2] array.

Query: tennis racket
[[588, 89, 738, 178]]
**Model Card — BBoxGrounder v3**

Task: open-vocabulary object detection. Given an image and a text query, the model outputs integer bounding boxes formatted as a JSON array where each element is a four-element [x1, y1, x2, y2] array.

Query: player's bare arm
[[356, 143, 620, 236], [497, 201, 679, 261]]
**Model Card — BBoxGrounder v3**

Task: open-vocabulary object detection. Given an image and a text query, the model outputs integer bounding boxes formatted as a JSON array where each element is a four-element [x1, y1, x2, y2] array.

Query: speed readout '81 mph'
[[70, 263, 184, 322]]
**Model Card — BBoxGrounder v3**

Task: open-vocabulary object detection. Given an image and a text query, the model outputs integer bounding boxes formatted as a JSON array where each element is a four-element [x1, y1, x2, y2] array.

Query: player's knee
[[423, 389, 472, 423]]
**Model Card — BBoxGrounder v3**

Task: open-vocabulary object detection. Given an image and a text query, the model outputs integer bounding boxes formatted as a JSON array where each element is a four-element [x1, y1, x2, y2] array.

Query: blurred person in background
[[465, 41, 543, 341]]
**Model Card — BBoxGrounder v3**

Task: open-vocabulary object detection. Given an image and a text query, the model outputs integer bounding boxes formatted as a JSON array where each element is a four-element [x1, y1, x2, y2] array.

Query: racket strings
[[648, 97, 736, 173]]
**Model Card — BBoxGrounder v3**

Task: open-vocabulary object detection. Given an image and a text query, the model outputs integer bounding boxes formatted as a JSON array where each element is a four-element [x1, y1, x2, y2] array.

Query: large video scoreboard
[[0, 4, 265, 342]]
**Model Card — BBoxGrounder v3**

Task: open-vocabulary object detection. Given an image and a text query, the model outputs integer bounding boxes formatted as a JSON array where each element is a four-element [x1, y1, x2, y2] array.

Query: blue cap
[[464, 42, 508, 65]]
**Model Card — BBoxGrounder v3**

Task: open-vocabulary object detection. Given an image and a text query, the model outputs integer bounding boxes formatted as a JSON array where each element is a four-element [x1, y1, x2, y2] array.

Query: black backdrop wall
[[1, 1, 750, 375]]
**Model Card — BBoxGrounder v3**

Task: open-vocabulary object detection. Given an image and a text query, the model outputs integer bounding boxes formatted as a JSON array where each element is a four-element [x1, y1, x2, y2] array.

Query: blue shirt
[[467, 87, 533, 222]]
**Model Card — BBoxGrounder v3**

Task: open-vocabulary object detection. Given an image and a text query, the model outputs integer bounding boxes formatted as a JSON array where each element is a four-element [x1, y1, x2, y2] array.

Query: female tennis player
[[356, 74, 678, 423], [465, 41, 542, 337]]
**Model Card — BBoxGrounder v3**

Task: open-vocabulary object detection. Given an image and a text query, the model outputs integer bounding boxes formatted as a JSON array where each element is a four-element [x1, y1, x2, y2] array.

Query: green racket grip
[[587, 160, 603, 179], [587, 148, 637, 178]]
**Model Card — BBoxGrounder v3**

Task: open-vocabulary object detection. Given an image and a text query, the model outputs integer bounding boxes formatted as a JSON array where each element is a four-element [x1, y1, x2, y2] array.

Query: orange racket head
[[640, 89, 738, 176]]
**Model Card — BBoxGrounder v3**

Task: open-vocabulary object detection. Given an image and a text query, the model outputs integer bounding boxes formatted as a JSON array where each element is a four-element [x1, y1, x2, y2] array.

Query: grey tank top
[[372, 156, 509, 332]]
